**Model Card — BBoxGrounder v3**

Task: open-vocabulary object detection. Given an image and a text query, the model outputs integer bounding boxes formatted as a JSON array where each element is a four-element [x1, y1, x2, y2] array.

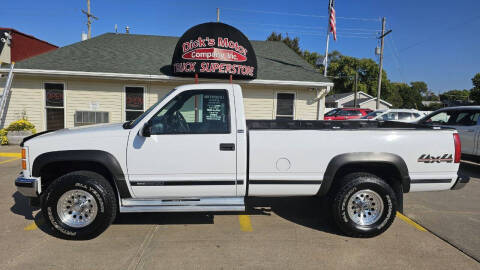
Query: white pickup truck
[[15, 83, 468, 240]]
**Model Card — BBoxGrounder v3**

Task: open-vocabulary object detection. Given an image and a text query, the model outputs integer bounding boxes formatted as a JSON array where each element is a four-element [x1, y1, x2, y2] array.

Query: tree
[[267, 32, 301, 55], [389, 82, 423, 109], [439, 89, 470, 102], [410, 81, 428, 96], [470, 73, 480, 104]]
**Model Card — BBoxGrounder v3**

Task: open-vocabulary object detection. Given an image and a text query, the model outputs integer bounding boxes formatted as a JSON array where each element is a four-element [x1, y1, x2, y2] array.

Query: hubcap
[[347, 189, 384, 226], [56, 189, 98, 228]]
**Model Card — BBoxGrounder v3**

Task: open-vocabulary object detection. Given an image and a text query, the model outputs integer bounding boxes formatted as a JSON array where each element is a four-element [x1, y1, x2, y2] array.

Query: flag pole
[[323, 0, 332, 77]]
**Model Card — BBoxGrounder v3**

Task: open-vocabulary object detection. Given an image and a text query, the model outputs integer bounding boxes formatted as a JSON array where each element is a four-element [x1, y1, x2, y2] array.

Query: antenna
[[115, 24, 118, 33]]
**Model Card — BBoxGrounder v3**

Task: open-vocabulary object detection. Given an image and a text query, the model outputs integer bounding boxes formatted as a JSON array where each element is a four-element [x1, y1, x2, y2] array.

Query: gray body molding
[[319, 152, 411, 196], [31, 150, 131, 198]]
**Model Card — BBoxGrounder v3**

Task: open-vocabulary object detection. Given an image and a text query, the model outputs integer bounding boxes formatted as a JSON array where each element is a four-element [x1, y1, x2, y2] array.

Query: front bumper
[[451, 174, 470, 190], [15, 173, 39, 197]]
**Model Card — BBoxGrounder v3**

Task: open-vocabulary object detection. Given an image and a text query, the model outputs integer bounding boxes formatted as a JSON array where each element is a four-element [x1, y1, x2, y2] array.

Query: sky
[[2, 0, 479, 94]]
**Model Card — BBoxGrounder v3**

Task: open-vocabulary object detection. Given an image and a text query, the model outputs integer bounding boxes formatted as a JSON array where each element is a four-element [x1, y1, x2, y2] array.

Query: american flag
[[329, 0, 337, 41]]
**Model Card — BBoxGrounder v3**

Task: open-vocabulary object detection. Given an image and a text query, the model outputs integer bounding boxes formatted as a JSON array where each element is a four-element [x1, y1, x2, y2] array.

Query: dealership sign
[[172, 22, 257, 79]]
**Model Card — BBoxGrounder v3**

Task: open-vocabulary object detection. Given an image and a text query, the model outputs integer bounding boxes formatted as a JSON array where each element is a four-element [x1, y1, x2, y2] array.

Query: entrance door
[[127, 89, 237, 198], [45, 83, 65, 130]]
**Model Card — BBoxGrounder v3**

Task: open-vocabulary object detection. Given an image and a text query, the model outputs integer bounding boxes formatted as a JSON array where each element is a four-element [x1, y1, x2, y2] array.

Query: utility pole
[[82, 0, 98, 39], [217, 8, 220, 22], [376, 17, 392, 109], [354, 71, 358, 108]]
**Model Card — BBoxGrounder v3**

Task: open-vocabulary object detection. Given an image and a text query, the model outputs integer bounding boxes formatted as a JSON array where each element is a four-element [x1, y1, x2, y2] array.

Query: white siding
[[3, 77, 323, 131]]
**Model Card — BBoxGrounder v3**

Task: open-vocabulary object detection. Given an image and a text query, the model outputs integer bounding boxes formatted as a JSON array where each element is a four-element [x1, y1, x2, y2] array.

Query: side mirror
[[140, 122, 151, 137]]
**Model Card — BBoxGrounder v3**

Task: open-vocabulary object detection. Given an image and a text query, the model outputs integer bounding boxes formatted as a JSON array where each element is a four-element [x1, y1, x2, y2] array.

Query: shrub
[[6, 119, 36, 134], [0, 129, 7, 145]]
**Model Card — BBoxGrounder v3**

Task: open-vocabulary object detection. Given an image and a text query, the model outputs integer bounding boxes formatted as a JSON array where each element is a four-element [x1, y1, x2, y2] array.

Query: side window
[[353, 110, 363, 116], [381, 112, 396, 121], [398, 112, 412, 120], [276, 93, 295, 120], [422, 111, 455, 125], [149, 90, 230, 134], [453, 111, 479, 126], [125, 86, 144, 121]]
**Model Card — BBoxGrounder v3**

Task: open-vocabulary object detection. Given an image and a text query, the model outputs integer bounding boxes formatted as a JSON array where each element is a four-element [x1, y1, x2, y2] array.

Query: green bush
[[0, 129, 7, 145], [6, 119, 36, 134]]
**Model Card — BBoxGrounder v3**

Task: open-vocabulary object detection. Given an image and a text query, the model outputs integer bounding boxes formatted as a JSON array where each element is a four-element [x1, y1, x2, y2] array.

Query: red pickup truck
[[324, 108, 373, 120]]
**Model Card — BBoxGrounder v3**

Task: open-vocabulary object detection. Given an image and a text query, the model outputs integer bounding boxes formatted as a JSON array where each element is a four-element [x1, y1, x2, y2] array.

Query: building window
[[276, 93, 295, 120], [45, 83, 64, 130], [74, 111, 109, 127], [125, 86, 144, 121]]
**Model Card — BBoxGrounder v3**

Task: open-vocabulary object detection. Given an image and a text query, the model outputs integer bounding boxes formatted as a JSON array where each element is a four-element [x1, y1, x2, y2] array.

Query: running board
[[119, 197, 245, 213]]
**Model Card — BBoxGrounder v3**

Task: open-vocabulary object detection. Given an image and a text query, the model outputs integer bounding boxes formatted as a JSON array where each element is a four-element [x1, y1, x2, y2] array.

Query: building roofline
[[1, 68, 334, 87], [0, 28, 58, 48], [359, 97, 393, 107]]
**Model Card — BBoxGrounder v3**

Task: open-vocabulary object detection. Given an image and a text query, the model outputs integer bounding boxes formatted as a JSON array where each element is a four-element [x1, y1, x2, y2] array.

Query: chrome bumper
[[15, 174, 39, 197], [451, 174, 470, 190]]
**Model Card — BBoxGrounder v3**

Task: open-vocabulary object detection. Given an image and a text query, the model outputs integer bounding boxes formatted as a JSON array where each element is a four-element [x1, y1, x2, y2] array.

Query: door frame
[[42, 80, 66, 130]]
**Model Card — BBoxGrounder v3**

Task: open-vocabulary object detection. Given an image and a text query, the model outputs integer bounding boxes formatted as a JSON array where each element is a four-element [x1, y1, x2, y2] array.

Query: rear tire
[[41, 171, 117, 240], [331, 172, 397, 237]]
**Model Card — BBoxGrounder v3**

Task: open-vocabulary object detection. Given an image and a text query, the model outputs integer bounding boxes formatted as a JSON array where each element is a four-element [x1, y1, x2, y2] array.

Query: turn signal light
[[21, 148, 26, 159], [453, 133, 461, 163], [22, 160, 27, 170]]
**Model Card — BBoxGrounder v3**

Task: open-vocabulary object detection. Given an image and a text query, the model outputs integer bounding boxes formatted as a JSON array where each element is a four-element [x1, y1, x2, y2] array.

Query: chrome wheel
[[56, 189, 98, 228], [347, 189, 384, 226]]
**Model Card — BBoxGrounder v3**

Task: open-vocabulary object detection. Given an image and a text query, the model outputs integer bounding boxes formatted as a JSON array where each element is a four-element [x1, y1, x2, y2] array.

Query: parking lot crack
[[127, 225, 159, 270]]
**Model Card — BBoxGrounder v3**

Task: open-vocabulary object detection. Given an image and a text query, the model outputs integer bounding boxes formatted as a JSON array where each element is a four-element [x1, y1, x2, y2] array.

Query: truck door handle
[[219, 143, 235, 151]]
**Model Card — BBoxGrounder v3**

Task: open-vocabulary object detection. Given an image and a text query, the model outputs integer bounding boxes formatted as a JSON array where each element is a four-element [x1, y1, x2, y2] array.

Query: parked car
[[360, 109, 424, 123], [418, 106, 480, 160], [324, 108, 373, 120], [16, 84, 467, 240]]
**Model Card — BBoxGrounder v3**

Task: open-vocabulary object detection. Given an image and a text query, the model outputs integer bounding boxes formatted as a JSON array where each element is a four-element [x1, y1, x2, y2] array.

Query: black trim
[[451, 174, 470, 190], [319, 152, 411, 196], [236, 180, 244, 185], [15, 180, 35, 188], [411, 179, 452, 184], [32, 150, 131, 198], [130, 180, 237, 186], [20, 130, 54, 147], [246, 120, 455, 131], [250, 180, 322, 184]]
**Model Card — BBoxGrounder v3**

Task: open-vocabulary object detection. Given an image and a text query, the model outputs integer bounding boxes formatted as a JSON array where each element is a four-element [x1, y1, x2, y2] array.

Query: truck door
[[451, 111, 479, 156], [126, 88, 238, 198]]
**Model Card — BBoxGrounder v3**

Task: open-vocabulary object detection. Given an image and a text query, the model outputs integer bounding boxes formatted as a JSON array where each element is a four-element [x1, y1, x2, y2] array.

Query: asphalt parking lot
[[1, 145, 479, 270]]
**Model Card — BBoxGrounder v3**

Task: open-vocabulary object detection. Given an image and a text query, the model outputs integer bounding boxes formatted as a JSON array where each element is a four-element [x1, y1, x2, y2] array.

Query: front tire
[[331, 172, 397, 237], [41, 171, 117, 240]]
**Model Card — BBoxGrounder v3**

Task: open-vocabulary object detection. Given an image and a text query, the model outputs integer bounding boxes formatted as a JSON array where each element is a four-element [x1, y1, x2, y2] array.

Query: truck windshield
[[361, 110, 385, 119], [123, 89, 176, 129], [325, 109, 340, 116]]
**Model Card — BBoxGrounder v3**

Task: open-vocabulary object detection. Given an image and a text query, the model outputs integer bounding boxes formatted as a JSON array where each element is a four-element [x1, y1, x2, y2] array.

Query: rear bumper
[[451, 174, 470, 190], [15, 173, 39, 198]]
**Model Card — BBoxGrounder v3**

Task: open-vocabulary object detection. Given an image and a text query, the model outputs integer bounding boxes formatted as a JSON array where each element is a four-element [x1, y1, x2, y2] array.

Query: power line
[[399, 14, 480, 52], [225, 21, 380, 36], [221, 7, 380, 21]]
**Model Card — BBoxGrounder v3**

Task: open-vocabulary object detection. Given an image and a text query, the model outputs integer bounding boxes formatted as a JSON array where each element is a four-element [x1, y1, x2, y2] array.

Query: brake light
[[453, 133, 461, 163], [21, 148, 27, 170]]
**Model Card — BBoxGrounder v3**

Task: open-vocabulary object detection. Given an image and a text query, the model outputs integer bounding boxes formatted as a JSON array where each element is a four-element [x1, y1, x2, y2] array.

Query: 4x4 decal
[[417, 154, 453, 163]]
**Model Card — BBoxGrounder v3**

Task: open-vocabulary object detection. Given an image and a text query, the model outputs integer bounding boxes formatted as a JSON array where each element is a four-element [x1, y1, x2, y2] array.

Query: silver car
[[418, 106, 480, 160]]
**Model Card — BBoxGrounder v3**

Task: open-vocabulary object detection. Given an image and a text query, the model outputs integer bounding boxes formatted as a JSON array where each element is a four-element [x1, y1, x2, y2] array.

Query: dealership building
[[1, 23, 333, 131]]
